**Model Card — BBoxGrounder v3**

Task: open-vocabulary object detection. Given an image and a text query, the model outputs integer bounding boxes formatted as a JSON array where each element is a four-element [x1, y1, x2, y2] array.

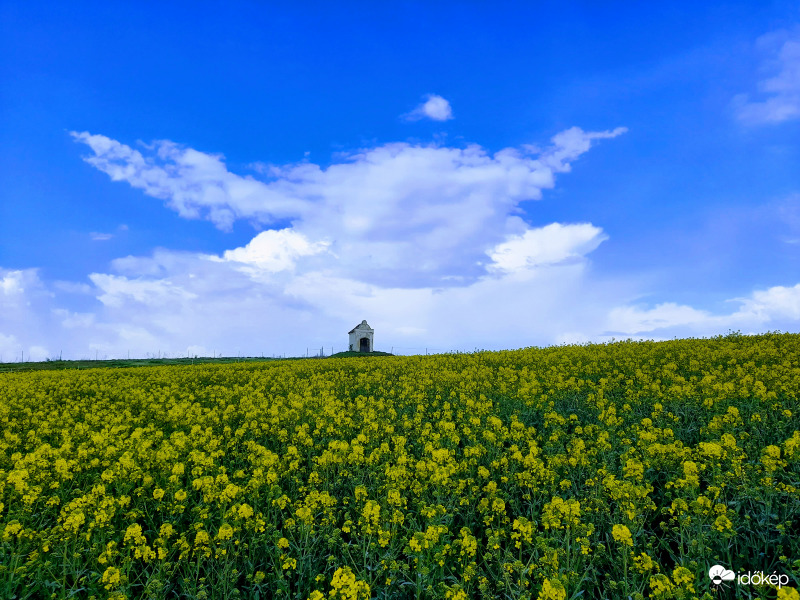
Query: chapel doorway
[[359, 337, 370, 353]]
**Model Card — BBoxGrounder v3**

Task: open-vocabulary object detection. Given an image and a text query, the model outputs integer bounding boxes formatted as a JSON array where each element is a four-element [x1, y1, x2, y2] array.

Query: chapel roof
[[348, 319, 373, 334]]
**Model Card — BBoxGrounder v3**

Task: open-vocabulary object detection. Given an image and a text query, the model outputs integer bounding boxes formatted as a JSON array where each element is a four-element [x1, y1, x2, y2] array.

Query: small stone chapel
[[348, 320, 374, 353]]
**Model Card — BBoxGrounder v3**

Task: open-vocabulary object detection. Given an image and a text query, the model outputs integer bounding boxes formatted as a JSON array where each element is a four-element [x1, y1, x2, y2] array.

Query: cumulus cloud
[[734, 28, 800, 124], [487, 223, 608, 272], [216, 229, 331, 273], [9, 242, 800, 360], [732, 283, 800, 321], [4, 248, 800, 360], [70, 131, 308, 231], [1, 269, 28, 296], [404, 94, 454, 121], [61, 247, 607, 358], [71, 126, 625, 288], [602, 283, 800, 339]]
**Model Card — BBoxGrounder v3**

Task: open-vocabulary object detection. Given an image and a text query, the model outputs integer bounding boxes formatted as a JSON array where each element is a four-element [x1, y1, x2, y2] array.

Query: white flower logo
[[709, 564, 735, 586]]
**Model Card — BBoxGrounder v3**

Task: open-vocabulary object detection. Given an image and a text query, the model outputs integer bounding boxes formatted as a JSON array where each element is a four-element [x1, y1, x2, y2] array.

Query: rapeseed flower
[[216, 523, 234, 541], [611, 524, 633, 547], [101, 566, 122, 590], [538, 578, 567, 600], [329, 566, 370, 600]]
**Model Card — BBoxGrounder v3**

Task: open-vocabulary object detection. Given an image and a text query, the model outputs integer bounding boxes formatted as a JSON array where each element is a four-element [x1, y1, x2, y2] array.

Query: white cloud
[[70, 131, 309, 231], [48, 248, 603, 358], [0, 332, 20, 362], [0, 268, 56, 361], [602, 283, 800, 339], [732, 283, 800, 321], [404, 94, 454, 121], [1, 270, 27, 296], [91, 232, 113, 241], [4, 246, 800, 360], [72, 127, 624, 288], [27, 346, 49, 361], [215, 229, 331, 274], [606, 302, 712, 334], [543, 127, 628, 171], [89, 273, 199, 309], [487, 223, 608, 272], [734, 29, 800, 124]]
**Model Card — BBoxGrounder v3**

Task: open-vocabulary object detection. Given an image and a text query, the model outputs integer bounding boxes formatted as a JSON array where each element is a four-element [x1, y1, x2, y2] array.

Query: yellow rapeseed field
[[1, 332, 799, 599]]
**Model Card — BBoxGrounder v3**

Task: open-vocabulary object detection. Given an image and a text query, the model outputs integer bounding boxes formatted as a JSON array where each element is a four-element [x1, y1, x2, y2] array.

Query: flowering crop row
[[1, 332, 799, 599]]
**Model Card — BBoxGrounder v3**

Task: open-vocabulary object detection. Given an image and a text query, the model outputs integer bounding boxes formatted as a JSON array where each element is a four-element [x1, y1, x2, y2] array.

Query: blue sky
[[1, 1, 799, 360]]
